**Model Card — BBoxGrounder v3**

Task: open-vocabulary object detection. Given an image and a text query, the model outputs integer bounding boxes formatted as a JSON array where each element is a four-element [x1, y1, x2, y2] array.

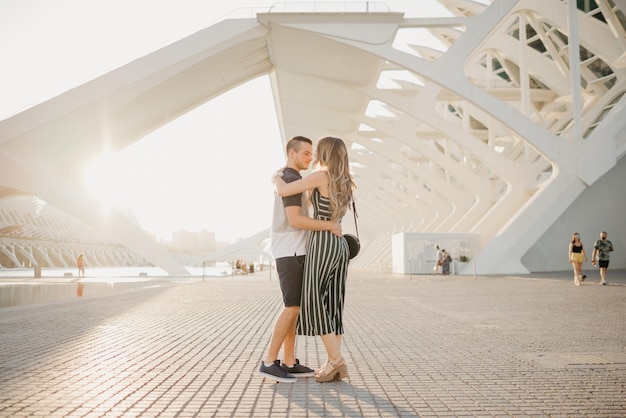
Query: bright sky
[[0, 0, 450, 243]]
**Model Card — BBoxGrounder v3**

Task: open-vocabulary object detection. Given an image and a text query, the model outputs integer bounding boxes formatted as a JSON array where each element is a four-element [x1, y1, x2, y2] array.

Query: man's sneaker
[[258, 360, 297, 383], [281, 359, 315, 377]]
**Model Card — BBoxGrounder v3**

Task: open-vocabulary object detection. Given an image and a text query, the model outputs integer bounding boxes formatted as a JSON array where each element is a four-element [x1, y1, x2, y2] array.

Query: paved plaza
[[0, 269, 624, 417]]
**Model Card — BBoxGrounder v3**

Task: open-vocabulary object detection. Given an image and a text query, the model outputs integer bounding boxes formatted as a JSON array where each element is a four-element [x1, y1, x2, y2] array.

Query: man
[[592, 230, 614, 285], [258, 136, 342, 383]]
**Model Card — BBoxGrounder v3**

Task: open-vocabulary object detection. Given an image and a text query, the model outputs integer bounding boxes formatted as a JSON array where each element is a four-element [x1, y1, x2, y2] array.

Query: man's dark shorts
[[276, 255, 305, 307], [599, 259, 610, 268]]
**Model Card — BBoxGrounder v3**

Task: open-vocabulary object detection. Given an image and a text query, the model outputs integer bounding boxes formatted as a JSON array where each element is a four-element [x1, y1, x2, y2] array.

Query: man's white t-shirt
[[270, 167, 309, 259]]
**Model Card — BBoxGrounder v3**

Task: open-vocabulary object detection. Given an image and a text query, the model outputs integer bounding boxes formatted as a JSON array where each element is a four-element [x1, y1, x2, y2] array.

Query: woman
[[433, 245, 442, 275], [569, 232, 587, 286], [274, 136, 356, 383]]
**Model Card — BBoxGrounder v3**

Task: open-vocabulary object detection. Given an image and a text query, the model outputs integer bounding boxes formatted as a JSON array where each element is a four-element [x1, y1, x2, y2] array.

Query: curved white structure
[[1, 1, 624, 274]]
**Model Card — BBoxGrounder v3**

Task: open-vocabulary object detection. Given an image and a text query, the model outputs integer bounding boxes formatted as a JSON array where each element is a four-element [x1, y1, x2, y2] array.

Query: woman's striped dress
[[297, 188, 350, 336]]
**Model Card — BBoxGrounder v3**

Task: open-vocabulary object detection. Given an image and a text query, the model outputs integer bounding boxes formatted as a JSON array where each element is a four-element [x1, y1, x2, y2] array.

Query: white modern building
[[1, 0, 624, 275]]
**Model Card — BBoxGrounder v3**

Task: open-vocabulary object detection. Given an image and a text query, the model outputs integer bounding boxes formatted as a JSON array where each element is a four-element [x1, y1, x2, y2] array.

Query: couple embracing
[[258, 135, 356, 383]]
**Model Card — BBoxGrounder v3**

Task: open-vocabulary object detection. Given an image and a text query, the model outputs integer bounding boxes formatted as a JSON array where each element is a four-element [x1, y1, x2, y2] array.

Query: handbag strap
[[352, 199, 359, 239]]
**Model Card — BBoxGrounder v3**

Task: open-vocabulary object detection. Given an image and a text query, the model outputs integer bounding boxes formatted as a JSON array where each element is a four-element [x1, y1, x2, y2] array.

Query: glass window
[[528, 39, 547, 53], [587, 59, 613, 78], [604, 77, 616, 90]]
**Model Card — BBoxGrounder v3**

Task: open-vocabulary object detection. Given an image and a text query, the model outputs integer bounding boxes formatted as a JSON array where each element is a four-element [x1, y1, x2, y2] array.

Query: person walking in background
[[274, 136, 356, 383], [76, 253, 85, 278], [433, 245, 442, 275], [441, 249, 451, 275], [568, 233, 587, 286], [592, 230, 614, 286], [258, 136, 343, 384]]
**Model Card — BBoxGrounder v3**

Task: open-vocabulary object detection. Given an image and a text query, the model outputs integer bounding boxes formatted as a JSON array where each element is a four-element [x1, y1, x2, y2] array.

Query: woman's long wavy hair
[[314, 136, 356, 221]]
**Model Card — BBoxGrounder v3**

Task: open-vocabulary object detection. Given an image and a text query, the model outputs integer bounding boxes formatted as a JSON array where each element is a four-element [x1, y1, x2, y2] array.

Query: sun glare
[[83, 153, 129, 212]]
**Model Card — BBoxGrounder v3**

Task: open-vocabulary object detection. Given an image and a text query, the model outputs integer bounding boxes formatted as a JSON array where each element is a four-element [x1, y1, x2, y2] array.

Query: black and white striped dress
[[297, 188, 350, 336]]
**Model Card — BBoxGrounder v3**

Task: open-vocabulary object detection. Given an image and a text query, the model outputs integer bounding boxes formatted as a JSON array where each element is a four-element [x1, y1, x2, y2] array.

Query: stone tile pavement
[[0, 269, 624, 417]]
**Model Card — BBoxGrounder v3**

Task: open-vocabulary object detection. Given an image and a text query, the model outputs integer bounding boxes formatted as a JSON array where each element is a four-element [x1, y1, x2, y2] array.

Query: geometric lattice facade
[[1, 0, 624, 274], [0, 194, 150, 269]]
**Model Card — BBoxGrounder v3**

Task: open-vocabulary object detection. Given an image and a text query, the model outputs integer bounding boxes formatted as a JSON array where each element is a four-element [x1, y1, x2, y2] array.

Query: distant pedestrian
[[433, 245, 442, 275], [568, 233, 587, 286], [441, 249, 451, 275], [76, 253, 85, 278], [592, 231, 614, 285]]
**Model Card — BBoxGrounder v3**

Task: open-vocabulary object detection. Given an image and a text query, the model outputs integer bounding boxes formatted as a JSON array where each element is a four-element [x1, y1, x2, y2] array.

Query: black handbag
[[344, 200, 360, 259]]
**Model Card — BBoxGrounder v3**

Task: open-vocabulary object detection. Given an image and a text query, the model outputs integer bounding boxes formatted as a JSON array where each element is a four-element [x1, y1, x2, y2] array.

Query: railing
[[219, 2, 390, 20], [267, 2, 390, 13]]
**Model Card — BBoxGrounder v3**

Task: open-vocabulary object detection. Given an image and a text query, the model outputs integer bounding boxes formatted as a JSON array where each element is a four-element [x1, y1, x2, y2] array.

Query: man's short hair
[[286, 136, 312, 154]]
